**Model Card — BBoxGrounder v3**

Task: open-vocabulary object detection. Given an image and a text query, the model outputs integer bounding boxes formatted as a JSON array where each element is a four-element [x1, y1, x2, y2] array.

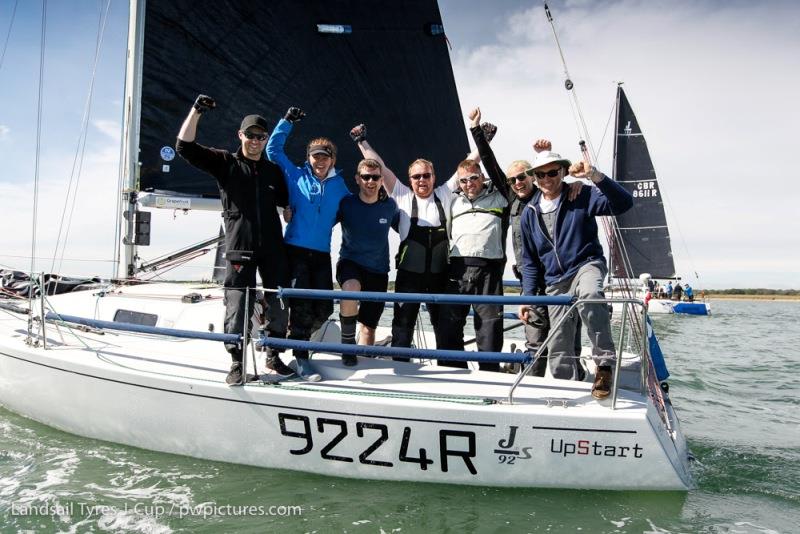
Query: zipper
[[535, 203, 564, 276], [253, 163, 263, 249]]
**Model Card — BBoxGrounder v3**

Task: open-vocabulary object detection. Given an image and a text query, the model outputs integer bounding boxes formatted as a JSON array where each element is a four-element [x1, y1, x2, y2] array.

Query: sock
[[340, 314, 357, 345]]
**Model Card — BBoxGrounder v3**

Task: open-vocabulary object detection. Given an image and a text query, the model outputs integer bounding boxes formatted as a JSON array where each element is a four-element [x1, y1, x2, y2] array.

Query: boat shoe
[[591, 366, 613, 399], [226, 361, 244, 386], [265, 353, 296, 377]]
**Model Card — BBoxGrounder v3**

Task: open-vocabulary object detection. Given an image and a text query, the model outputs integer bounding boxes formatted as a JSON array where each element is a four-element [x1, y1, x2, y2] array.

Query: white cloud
[[0, 125, 9, 139], [443, 0, 800, 288], [92, 119, 121, 142]]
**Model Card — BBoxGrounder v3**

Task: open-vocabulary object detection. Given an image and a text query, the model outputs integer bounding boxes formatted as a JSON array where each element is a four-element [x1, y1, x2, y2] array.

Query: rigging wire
[[50, 0, 112, 278], [543, 1, 597, 160], [0, 0, 18, 74], [542, 2, 645, 347]]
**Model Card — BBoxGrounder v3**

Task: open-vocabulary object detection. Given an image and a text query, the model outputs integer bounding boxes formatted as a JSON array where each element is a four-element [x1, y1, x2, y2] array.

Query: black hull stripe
[[532, 425, 637, 434]]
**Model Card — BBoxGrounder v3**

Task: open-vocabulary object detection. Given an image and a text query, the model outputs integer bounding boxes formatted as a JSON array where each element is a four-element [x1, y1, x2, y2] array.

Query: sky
[[0, 0, 798, 289]]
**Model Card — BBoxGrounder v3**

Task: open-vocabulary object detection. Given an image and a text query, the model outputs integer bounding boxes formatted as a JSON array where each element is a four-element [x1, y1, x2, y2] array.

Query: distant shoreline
[[707, 295, 800, 302]]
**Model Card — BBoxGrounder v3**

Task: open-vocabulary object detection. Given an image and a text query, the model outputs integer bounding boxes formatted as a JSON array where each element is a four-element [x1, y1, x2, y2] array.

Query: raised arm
[[350, 124, 399, 193], [468, 107, 510, 198], [569, 156, 633, 215], [175, 95, 229, 178], [177, 95, 215, 142], [444, 120, 498, 190], [266, 106, 306, 179]]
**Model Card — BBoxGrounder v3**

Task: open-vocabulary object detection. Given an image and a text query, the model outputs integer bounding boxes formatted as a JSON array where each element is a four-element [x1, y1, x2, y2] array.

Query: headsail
[[611, 86, 676, 279], [136, 0, 469, 198]]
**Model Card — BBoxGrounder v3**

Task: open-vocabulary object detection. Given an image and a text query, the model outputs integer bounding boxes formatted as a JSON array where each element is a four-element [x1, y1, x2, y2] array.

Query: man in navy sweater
[[519, 152, 633, 399]]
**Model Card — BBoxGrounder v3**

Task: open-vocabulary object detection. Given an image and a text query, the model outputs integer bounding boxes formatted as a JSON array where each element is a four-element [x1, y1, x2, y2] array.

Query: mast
[[608, 83, 623, 284], [120, 0, 146, 278]]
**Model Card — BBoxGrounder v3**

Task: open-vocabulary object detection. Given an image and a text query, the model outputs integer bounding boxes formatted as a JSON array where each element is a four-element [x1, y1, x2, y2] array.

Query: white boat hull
[[0, 284, 692, 490]]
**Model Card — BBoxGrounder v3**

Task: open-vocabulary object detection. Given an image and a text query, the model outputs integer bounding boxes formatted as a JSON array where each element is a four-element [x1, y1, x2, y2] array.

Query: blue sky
[[0, 0, 798, 289]]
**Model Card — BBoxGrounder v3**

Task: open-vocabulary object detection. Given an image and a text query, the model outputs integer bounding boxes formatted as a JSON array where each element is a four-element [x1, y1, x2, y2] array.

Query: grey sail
[[611, 86, 676, 279]]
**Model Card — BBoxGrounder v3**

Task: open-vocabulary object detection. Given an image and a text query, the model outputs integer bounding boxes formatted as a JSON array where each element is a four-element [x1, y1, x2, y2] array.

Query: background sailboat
[[607, 85, 710, 315]]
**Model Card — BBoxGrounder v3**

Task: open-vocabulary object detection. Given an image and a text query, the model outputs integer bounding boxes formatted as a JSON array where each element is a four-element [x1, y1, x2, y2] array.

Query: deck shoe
[[295, 358, 322, 382], [265, 353, 296, 377], [341, 354, 358, 366], [591, 366, 613, 399], [225, 361, 244, 386]]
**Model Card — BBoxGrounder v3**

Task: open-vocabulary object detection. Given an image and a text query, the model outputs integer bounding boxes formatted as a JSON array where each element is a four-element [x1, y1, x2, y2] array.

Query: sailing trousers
[[545, 260, 615, 379], [391, 268, 448, 352], [523, 308, 583, 377], [223, 260, 288, 361], [286, 245, 334, 359], [438, 261, 504, 371]]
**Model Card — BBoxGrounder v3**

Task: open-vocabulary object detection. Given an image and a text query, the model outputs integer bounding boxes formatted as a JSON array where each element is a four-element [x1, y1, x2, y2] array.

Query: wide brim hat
[[531, 151, 571, 171]]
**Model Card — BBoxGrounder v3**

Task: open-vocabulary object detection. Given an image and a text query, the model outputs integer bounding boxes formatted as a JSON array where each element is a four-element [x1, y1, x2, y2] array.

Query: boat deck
[[0, 307, 646, 413]]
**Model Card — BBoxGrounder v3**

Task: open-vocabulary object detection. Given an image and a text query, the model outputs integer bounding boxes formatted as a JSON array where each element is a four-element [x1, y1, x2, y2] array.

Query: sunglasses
[[359, 173, 382, 182], [244, 132, 267, 141], [459, 174, 481, 185], [409, 172, 433, 181], [534, 168, 562, 179]]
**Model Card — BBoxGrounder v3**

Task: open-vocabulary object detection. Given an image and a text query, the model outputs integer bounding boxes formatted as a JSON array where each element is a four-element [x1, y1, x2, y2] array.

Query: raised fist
[[532, 139, 552, 153], [569, 160, 602, 182], [350, 124, 366, 143], [468, 107, 481, 128], [285, 107, 306, 123], [193, 95, 216, 114], [481, 122, 498, 143]]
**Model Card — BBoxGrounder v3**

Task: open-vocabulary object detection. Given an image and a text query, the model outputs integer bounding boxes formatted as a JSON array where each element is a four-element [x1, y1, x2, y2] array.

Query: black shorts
[[336, 258, 389, 328]]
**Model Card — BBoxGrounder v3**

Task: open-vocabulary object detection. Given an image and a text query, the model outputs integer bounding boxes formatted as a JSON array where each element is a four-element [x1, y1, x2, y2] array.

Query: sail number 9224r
[[278, 413, 478, 475]]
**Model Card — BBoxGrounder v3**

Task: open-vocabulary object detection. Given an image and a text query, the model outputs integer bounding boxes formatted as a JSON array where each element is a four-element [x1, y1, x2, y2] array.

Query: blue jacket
[[266, 119, 350, 253], [520, 176, 633, 293]]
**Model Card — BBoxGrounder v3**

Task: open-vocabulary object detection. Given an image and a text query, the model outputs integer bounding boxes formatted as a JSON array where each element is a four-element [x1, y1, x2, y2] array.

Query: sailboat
[[607, 85, 710, 316], [0, 0, 692, 490]]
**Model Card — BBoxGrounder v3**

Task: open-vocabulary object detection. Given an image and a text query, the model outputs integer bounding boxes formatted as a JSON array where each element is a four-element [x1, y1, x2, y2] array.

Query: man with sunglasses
[[350, 124, 491, 352], [176, 95, 292, 386], [267, 107, 352, 381], [335, 159, 398, 366], [503, 147, 585, 378], [436, 108, 511, 369], [519, 152, 633, 399]]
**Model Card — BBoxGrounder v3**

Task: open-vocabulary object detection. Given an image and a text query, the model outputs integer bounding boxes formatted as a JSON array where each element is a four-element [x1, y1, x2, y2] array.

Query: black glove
[[481, 122, 498, 143], [193, 95, 216, 114], [285, 107, 306, 123], [350, 124, 366, 143], [511, 264, 522, 281]]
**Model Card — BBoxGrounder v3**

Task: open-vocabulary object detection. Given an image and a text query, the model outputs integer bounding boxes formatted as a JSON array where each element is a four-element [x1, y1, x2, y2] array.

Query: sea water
[[1, 300, 798, 533]]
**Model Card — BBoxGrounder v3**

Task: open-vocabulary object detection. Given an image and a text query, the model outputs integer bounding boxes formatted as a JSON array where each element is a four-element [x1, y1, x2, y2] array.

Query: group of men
[[649, 280, 694, 302], [176, 95, 633, 399]]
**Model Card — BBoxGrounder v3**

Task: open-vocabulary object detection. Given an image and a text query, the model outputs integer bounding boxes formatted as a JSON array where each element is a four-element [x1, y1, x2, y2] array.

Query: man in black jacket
[[176, 95, 292, 386]]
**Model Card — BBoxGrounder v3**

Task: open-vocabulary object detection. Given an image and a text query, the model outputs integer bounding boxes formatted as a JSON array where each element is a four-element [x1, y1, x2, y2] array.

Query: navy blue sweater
[[520, 176, 633, 293]]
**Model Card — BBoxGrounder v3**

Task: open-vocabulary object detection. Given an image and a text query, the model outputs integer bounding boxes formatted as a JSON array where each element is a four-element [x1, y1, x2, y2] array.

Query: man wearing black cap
[[176, 95, 293, 386]]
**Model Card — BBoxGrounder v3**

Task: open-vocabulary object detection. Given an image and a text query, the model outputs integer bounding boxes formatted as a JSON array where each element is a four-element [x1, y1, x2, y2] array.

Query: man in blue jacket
[[519, 152, 633, 399], [267, 107, 351, 381]]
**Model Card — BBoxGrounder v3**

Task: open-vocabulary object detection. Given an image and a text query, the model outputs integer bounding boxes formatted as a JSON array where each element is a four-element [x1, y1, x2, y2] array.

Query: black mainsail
[[136, 0, 469, 197], [610, 86, 676, 279]]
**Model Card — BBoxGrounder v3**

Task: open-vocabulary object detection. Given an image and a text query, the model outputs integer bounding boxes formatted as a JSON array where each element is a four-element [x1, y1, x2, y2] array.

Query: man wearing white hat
[[519, 152, 633, 399]]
